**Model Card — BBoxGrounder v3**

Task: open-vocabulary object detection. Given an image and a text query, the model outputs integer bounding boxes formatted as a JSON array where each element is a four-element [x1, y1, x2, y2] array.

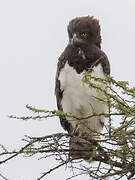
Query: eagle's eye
[[81, 32, 88, 38]]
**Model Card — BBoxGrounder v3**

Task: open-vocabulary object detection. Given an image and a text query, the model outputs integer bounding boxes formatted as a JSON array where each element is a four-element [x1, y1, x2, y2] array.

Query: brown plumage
[[68, 16, 101, 48], [55, 16, 110, 160]]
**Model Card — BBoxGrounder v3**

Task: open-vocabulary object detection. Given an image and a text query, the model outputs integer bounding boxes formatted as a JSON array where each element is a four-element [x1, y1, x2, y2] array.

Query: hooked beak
[[70, 33, 84, 46]]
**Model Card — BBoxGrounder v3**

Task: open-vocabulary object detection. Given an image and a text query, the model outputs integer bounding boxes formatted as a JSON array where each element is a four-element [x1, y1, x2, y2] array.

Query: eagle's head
[[68, 16, 101, 48]]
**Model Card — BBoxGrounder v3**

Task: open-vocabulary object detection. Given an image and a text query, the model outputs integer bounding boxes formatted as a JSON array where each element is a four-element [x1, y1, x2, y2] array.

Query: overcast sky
[[0, 0, 135, 179]]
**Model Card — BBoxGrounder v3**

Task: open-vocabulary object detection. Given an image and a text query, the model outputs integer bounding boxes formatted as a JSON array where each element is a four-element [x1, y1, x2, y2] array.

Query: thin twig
[[37, 159, 72, 180], [0, 173, 10, 180]]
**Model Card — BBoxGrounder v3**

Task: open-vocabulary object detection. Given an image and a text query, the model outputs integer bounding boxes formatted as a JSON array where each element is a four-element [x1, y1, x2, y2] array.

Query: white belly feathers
[[58, 62, 107, 135]]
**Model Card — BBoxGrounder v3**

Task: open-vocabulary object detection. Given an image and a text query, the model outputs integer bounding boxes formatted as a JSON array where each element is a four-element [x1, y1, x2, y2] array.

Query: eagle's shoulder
[[100, 50, 110, 75], [83, 45, 110, 76], [55, 44, 72, 79]]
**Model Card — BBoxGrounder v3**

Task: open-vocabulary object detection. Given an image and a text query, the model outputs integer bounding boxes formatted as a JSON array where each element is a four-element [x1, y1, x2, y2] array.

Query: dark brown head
[[68, 16, 101, 48]]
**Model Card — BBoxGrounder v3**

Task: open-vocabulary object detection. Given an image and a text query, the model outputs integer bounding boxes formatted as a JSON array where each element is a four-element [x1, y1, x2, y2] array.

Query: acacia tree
[[0, 72, 135, 180]]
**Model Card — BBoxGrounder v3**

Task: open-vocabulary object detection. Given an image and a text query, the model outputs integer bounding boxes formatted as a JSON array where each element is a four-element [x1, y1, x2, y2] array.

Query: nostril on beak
[[73, 33, 77, 39], [71, 33, 78, 45], [71, 33, 83, 47]]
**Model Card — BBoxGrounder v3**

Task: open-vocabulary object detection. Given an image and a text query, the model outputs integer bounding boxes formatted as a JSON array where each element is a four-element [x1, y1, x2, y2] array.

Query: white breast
[[59, 62, 107, 136]]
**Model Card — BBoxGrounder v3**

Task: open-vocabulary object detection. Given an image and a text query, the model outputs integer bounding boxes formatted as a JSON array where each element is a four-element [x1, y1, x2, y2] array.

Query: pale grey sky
[[0, 0, 135, 179]]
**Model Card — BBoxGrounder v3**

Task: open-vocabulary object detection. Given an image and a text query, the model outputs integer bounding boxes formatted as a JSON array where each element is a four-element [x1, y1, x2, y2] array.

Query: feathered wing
[[55, 52, 72, 133]]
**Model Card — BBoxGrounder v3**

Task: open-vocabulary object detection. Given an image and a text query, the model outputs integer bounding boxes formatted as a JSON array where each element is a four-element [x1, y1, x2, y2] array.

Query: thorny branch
[[0, 173, 9, 180], [0, 76, 135, 179]]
